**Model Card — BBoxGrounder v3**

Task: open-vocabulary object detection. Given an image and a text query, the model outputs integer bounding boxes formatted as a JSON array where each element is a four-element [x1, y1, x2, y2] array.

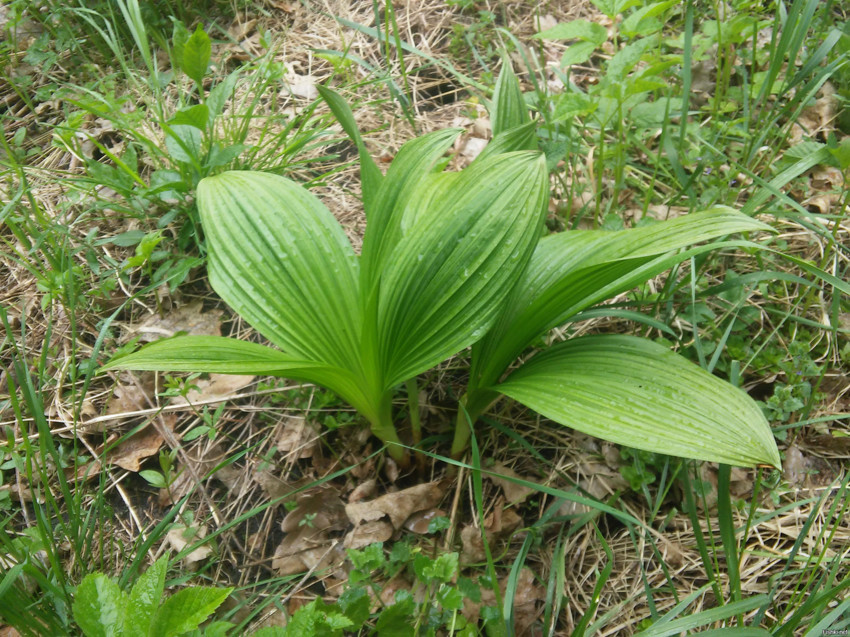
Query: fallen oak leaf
[[166, 524, 213, 565], [345, 481, 445, 530], [344, 520, 393, 549], [487, 462, 535, 505], [107, 416, 174, 472]]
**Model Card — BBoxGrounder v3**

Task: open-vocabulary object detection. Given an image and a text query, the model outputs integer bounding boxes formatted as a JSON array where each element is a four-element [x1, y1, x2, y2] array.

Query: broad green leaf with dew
[[496, 335, 780, 468], [197, 172, 362, 371]]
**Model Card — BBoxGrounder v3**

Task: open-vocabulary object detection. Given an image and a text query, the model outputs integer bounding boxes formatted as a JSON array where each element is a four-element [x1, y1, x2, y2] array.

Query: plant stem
[[450, 400, 472, 460], [406, 377, 421, 445], [370, 393, 409, 468], [449, 391, 498, 459]]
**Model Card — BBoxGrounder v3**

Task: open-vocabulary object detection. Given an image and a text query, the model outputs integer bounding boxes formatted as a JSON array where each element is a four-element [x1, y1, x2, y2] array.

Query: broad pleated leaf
[[101, 336, 329, 375], [496, 335, 780, 468], [100, 336, 378, 420], [377, 151, 548, 388], [316, 85, 383, 214], [471, 208, 772, 390], [197, 172, 362, 371], [491, 63, 530, 136], [473, 120, 538, 165], [359, 128, 462, 291]]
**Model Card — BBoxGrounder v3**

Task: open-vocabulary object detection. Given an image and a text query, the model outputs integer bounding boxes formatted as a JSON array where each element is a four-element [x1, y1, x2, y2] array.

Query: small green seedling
[[72, 556, 232, 637], [103, 66, 780, 472]]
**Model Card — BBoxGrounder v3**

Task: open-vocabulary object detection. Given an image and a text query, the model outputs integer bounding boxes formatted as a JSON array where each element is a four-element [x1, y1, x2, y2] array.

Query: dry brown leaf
[[281, 488, 346, 533], [345, 481, 445, 529], [130, 300, 223, 343], [511, 568, 545, 633], [227, 18, 257, 41], [349, 478, 377, 503], [272, 524, 344, 576], [379, 574, 412, 607], [488, 463, 535, 505], [460, 137, 488, 161], [166, 524, 212, 564], [404, 508, 447, 534], [108, 425, 164, 472], [275, 416, 320, 460], [344, 520, 393, 549], [170, 373, 255, 406], [98, 373, 157, 429], [805, 194, 839, 215], [484, 505, 523, 536], [460, 525, 486, 562]]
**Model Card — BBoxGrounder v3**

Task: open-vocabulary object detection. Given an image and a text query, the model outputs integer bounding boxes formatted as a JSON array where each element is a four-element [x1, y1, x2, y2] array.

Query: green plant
[[72, 555, 233, 637], [101, 66, 781, 472], [251, 540, 484, 636], [49, 11, 335, 278]]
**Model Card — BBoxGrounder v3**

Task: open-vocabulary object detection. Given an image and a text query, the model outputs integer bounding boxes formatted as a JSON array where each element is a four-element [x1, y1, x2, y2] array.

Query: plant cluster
[[1, 0, 848, 634], [104, 65, 781, 473]]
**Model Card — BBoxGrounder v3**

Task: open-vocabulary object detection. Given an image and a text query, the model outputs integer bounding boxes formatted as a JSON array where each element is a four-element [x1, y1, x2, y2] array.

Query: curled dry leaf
[[344, 520, 394, 550], [166, 524, 213, 565], [379, 574, 412, 608], [170, 373, 255, 406], [558, 460, 629, 517], [488, 462, 535, 505], [108, 424, 165, 472], [460, 525, 486, 563], [511, 567, 545, 633], [275, 416, 320, 460], [483, 503, 523, 536], [281, 488, 346, 534], [460, 137, 488, 162], [348, 478, 377, 503], [404, 508, 447, 534], [460, 497, 523, 562], [345, 481, 445, 530]]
